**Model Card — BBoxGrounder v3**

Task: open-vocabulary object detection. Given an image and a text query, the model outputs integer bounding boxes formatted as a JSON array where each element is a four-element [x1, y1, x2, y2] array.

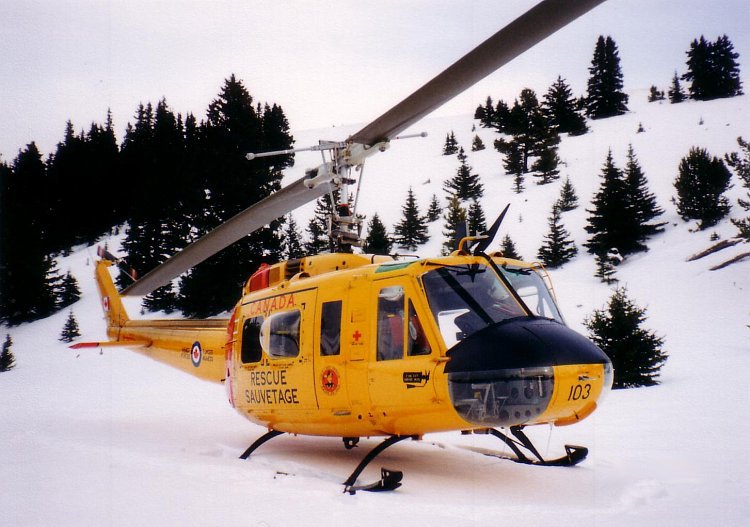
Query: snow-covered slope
[[1, 94, 748, 526]]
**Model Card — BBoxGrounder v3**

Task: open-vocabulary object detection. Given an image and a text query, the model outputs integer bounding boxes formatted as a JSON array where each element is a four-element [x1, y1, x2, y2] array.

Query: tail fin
[[95, 258, 130, 330]]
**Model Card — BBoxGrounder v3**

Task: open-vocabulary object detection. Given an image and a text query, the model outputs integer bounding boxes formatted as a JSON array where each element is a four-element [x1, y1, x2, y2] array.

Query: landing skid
[[239, 431, 415, 494], [484, 426, 588, 467]]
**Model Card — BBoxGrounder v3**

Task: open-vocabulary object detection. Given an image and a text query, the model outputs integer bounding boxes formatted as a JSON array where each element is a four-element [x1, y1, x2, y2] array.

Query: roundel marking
[[321, 366, 340, 395], [191, 341, 203, 368]]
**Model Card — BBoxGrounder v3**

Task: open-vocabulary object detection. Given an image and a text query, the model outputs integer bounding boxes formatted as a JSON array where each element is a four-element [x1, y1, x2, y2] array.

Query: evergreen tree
[[442, 131, 459, 155], [363, 213, 393, 255], [495, 88, 558, 174], [59, 311, 81, 343], [585, 36, 629, 119], [542, 76, 588, 136], [394, 187, 429, 251], [673, 147, 732, 229], [443, 147, 484, 201], [668, 71, 686, 103], [624, 145, 665, 242], [177, 76, 290, 317], [57, 271, 81, 309], [537, 203, 577, 268], [725, 136, 750, 239], [471, 135, 485, 152], [441, 196, 467, 255], [0, 334, 15, 372], [475, 96, 496, 128], [683, 35, 743, 101], [305, 193, 337, 255], [281, 214, 305, 259], [531, 144, 561, 185], [498, 140, 525, 193], [500, 234, 522, 260], [585, 150, 644, 257], [557, 176, 579, 212], [467, 199, 487, 235], [305, 215, 329, 255], [648, 85, 665, 102], [594, 252, 618, 284], [0, 143, 61, 325], [427, 194, 442, 222], [584, 288, 667, 389]]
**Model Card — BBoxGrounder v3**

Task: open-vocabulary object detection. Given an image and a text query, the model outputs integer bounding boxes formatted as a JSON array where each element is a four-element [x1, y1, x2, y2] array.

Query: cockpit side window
[[377, 285, 405, 361], [407, 299, 431, 356]]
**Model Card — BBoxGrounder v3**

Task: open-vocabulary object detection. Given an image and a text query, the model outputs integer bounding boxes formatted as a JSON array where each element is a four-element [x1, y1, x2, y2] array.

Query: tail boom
[[91, 259, 227, 383]]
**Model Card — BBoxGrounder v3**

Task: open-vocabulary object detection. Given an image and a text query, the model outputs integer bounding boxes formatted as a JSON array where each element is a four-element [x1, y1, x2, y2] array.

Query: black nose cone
[[445, 317, 610, 374]]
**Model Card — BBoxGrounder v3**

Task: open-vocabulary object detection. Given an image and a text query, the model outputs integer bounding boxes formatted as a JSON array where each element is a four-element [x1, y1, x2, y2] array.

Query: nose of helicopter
[[444, 317, 613, 428]]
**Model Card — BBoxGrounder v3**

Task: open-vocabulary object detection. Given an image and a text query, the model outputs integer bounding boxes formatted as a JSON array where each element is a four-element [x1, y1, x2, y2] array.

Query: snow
[[2, 93, 749, 526]]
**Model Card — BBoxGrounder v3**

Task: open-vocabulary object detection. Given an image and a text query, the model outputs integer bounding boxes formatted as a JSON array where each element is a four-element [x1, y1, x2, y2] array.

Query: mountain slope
[[1, 93, 748, 526]]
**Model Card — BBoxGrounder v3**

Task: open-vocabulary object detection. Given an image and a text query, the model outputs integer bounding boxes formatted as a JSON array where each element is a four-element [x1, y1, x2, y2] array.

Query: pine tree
[[585, 150, 642, 257], [442, 131, 459, 155], [467, 199, 487, 235], [683, 35, 743, 101], [537, 203, 577, 268], [0, 143, 61, 325], [59, 311, 81, 343], [363, 213, 393, 255], [394, 187, 429, 251], [177, 76, 289, 317], [475, 96, 495, 128], [471, 135, 485, 152], [495, 88, 558, 173], [443, 147, 484, 201], [725, 136, 750, 239], [500, 234, 522, 260], [584, 288, 667, 389], [498, 139, 525, 193], [647, 86, 665, 102], [0, 334, 15, 372], [624, 145, 665, 242], [441, 196, 467, 255], [531, 144, 561, 185], [674, 147, 732, 229], [281, 214, 305, 259], [585, 36, 629, 119], [557, 176, 579, 212], [57, 271, 81, 309], [595, 251, 619, 284], [427, 194, 442, 222], [305, 216, 329, 255], [542, 76, 588, 136], [668, 71, 686, 103]]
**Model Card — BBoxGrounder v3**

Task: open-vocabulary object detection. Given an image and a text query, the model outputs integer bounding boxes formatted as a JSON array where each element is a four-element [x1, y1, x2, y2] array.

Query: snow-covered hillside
[[1, 93, 748, 526]]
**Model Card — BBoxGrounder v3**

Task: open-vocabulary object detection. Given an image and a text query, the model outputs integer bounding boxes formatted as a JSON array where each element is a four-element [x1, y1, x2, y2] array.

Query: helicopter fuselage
[[93, 252, 612, 439]]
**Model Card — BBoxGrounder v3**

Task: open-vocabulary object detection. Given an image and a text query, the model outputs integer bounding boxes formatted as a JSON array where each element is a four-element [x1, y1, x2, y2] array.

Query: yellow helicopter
[[74, 0, 613, 493]]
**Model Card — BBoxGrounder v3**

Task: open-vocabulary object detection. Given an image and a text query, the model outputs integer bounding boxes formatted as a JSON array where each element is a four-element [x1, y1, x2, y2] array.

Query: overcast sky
[[1, 0, 748, 159]]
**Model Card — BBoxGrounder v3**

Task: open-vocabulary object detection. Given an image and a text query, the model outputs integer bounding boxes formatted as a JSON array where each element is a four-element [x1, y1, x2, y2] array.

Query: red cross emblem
[[353, 330, 362, 342]]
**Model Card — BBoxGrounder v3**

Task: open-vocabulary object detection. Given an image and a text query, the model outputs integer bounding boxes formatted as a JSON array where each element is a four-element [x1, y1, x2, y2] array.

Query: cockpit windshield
[[497, 264, 564, 324], [421, 264, 526, 348]]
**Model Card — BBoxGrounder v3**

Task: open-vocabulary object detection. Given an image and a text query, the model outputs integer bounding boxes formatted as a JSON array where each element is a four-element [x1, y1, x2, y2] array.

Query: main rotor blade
[[121, 175, 333, 296], [349, 0, 605, 145]]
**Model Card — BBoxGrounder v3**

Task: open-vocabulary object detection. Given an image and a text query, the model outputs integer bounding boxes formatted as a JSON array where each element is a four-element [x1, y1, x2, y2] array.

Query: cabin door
[[313, 294, 351, 412], [367, 278, 437, 411]]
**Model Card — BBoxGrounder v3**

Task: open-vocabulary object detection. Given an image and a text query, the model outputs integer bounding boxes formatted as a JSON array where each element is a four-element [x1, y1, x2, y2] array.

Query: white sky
[[1, 0, 748, 159]]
